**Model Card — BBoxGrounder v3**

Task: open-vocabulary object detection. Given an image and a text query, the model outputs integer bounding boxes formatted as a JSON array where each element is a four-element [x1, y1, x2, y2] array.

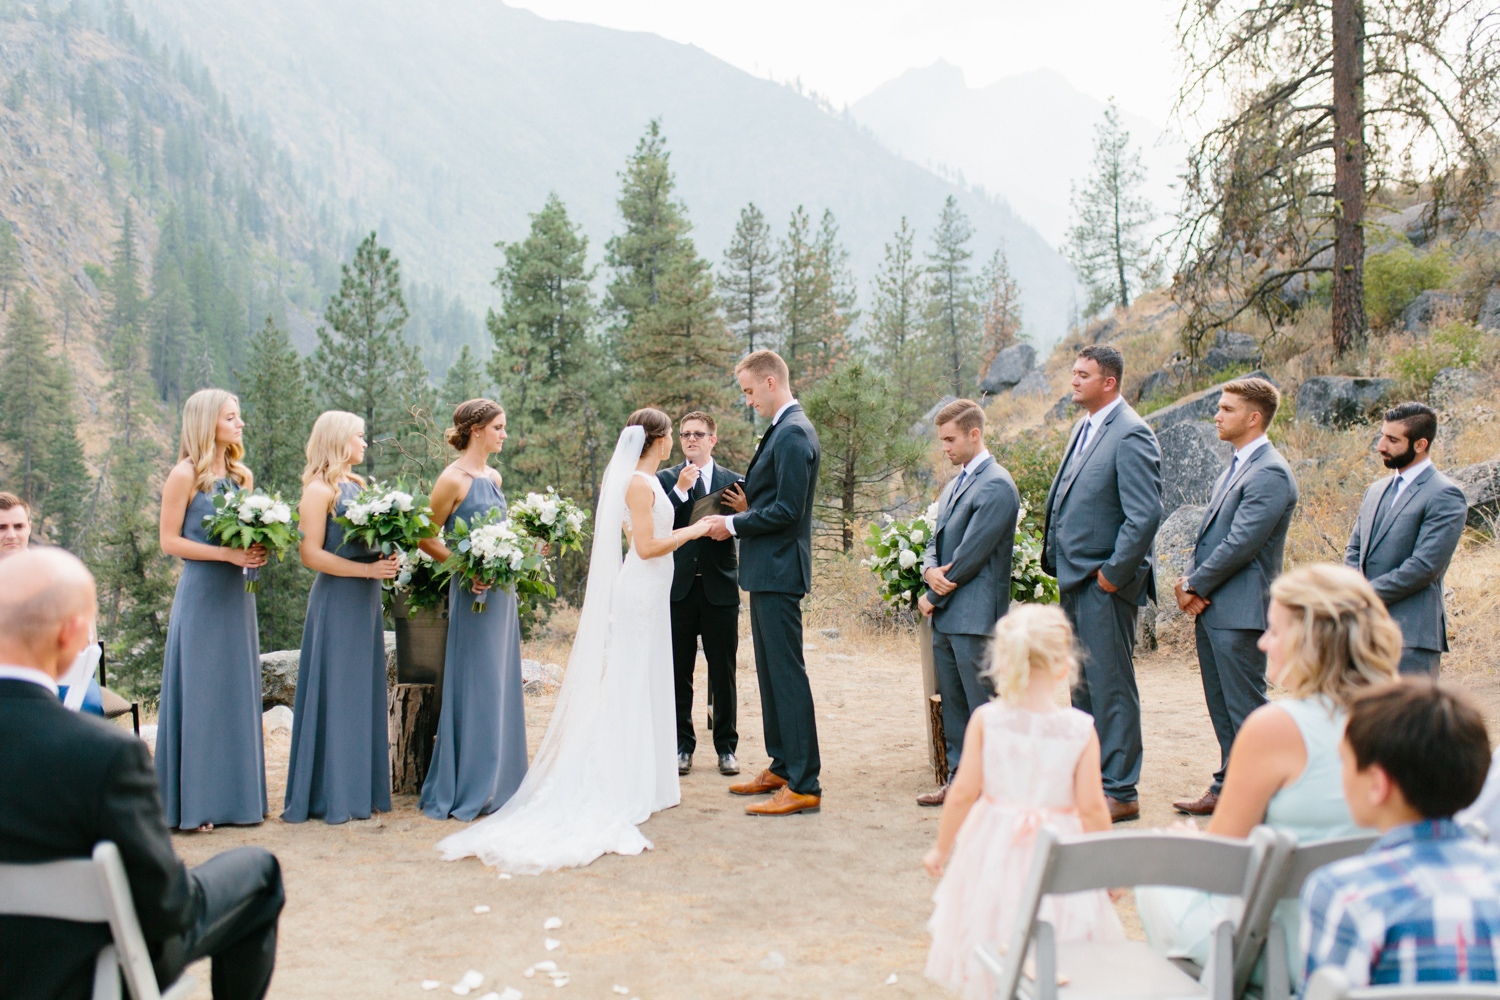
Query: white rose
[[269, 503, 293, 523], [238, 506, 256, 523], [1034, 583, 1044, 599], [347, 504, 370, 526], [391, 491, 414, 512], [910, 529, 925, 545], [898, 549, 918, 570]]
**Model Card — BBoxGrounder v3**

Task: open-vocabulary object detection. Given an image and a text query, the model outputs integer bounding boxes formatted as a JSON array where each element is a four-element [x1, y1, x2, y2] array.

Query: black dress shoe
[[718, 753, 740, 775], [678, 752, 692, 775]]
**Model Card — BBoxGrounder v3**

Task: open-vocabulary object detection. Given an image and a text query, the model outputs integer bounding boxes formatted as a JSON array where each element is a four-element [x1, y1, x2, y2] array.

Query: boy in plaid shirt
[[1301, 681, 1500, 985]]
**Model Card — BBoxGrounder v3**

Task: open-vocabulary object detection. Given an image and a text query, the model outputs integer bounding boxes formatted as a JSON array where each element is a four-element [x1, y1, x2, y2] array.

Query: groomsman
[[916, 399, 1020, 806], [1345, 402, 1468, 676], [0, 492, 31, 556], [1042, 345, 1162, 822], [658, 411, 746, 777], [1172, 377, 1298, 815]]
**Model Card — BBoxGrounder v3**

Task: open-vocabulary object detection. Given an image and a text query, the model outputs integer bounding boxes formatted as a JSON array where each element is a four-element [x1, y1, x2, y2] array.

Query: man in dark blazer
[[0, 548, 285, 1000], [658, 410, 747, 777], [704, 349, 822, 817], [1172, 377, 1299, 815], [1042, 345, 1163, 822], [917, 399, 1020, 806], [1345, 402, 1469, 676]]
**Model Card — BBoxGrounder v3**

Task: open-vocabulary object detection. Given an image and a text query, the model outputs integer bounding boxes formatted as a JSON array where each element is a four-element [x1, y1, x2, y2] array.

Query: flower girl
[[923, 604, 1122, 999]]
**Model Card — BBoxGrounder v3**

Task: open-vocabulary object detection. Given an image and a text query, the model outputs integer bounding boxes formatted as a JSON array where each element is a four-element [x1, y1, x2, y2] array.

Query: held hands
[[367, 554, 400, 581], [923, 563, 956, 596], [676, 463, 702, 493], [722, 483, 748, 513], [221, 543, 269, 569], [922, 846, 948, 877], [1174, 576, 1210, 615], [702, 514, 732, 541]]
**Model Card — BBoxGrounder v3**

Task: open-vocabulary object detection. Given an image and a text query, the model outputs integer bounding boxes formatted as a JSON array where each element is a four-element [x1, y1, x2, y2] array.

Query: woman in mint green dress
[[1138, 564, 1403, 994]]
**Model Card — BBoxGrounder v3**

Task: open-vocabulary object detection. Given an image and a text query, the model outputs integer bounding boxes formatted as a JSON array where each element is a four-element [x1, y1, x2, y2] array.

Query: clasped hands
[[697, 484, 748, 541], [221, 543, 269, 569], [916, 563, 958, 617], [1174, 576, 1210, 615]]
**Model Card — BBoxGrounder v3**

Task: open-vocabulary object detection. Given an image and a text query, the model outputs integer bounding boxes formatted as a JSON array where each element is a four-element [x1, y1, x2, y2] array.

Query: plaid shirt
[[1301, 819, 1500, 985]]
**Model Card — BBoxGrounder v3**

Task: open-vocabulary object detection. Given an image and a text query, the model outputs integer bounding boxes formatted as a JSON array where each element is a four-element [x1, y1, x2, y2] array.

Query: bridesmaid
[[156, 388, 269, 831], [418, 399, 529, 820], [283, 411, 400, 824]]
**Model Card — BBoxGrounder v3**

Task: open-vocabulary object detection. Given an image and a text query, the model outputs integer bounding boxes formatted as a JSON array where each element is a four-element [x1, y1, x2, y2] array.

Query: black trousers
[[1062, 583, 1143, 803], [670, 576, 739, 756], [931, 630, 994, 774], [156, 847, 285, 1000], [749, 590, 821, 796], [1195, 619, 1268, 793]]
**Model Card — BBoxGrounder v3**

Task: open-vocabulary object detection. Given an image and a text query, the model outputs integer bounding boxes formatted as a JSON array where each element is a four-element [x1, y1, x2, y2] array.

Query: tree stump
[[389, 683, 438, 794], [928, 694, 949, 786]]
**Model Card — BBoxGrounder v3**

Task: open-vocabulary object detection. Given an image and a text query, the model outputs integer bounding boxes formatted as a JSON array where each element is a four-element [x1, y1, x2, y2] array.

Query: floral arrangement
[[508, 487, 588, 555], [333, 480, 439, 556], [201, 487, 299, 592], [388, 546, 452, 614], [441, 508, 553, 613], [1010, 504, 1059, 605]]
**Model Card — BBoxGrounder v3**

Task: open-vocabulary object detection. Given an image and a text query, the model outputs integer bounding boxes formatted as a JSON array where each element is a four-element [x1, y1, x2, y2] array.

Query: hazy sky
[[511, 0, 1186, 125]]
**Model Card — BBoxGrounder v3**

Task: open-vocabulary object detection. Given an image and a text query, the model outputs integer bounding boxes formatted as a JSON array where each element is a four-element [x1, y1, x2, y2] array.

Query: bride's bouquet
[[201, 487, 300, 592], [442, 508, 553, 613], [508, 486, 588, 555], [333, 480, 440, 556]]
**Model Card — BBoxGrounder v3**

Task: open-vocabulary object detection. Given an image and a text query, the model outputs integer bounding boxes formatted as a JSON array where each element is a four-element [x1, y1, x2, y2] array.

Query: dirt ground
[[164, 633, 1500, 1000]]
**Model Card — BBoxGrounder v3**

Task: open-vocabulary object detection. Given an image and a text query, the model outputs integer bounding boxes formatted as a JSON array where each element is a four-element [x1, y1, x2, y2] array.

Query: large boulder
[[1136, 368, 1175, 405], [1449, 458, 1500, 531], [1429, 367, 1482, 410], [262, 631, 398, 709], [1402, 290, 1462, 335], [1010, 368, 1050, 398], [1201, 330, 1262, 373], [1157, 422, 1232, 517], [1153, 504, 1207, 633], [978, 343, 1036, 394], [1144, 370, 1275, 433], [1478, 287, 1500, 331], [1047, 394, 1076, 422], [1295, 376, 1399, 428]]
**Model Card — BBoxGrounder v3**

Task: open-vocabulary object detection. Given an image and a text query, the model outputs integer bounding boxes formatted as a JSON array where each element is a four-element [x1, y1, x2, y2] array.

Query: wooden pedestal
[[388, 683, 438, 794]]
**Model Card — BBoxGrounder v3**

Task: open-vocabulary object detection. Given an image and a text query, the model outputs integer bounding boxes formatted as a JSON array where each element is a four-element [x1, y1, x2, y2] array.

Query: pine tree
[[719, 203, 778, 355], [239, 316, 315, 651], [816, 209, 859, 333], [147, 264, 193, 404], [869, 217, 931, 407], [0, 219, 19, 311], [803, 360, 926, 553], [105, 207, 145, 349], [312, 232, 423, 478], [924, 196, 981, 392], [439, 344, 489, 409], [775, 206, 848, 389], [977, 242, 1025, 378], [605, 122, 740, 445], [1066, 101, 1153, 314]]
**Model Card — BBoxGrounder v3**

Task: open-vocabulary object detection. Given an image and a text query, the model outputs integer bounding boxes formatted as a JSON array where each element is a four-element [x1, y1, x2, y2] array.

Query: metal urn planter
[[392, 592, 449, 715]]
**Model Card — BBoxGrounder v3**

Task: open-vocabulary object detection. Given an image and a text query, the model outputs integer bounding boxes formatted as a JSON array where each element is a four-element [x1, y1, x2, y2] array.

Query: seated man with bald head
[[0, 549, 285, 1000]]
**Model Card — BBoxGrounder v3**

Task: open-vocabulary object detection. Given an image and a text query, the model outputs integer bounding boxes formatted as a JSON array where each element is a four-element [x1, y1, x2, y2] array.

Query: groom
[[703, 349, 822, 817]]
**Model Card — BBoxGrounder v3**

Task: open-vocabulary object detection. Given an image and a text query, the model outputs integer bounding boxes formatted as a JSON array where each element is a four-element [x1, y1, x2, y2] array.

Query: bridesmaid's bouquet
[[201, 488, 300, 592], [442, 508, 552, 613], [390, 546, 452, 613], [508, 486, 588, 555], [862, 502, 939, 609], [333, 480, 440, 556]]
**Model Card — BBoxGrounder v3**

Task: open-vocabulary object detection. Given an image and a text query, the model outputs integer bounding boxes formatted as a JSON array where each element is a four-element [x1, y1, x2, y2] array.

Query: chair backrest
[[0, 842, 163, 1000]]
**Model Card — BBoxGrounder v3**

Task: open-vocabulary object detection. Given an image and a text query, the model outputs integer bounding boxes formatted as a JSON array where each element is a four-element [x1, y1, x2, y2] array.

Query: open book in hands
[[687, 480, 746, 525]]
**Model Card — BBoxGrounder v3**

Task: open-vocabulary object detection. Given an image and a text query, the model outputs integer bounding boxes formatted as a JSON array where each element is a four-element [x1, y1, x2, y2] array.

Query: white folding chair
[[976, 825, 1278, 1000], [1235, 833, 1379, 1000], [0, 841, 195, 1000], [1303, 966, 1500, 1000]]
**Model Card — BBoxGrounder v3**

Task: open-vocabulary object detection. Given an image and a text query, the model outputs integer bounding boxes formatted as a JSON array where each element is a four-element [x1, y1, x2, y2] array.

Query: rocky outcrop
[[1144, 371, 1274, 433], [521, 659, 563, 696], [1479, 287, 1500, 331], [1136, 368, 1175, 404], [1401, 290, 1462, 335], [262, 631, 397, 708], [1449, 458, 1500, 531], [1153, 504, 1207, 633], [909, 394, 959, 436], [1429, 367, 1482, 410], [978, 344, 1035, 394], [1157, 422, 1232, 517], [1201, 330, 1262, 373], [1295, 376, 1399, 428], [1011, 368, 1050, 398]]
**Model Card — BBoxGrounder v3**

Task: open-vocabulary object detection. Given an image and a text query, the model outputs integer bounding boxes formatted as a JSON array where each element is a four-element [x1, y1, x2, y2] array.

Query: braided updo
[[446, 399, 504, 451], [626, 407, 672, 457]]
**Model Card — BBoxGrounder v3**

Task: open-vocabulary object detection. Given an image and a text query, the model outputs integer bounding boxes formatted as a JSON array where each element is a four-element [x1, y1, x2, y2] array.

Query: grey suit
[[1345, 464, 1468, 676], [921, 455, 1021, 772], [1042, 400, 1163, 802], [1184, 441, 1298, 792]]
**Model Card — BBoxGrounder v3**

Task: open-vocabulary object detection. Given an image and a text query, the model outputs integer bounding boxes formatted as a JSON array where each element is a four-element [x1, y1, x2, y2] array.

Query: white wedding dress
[[436, 426, 680, 874]]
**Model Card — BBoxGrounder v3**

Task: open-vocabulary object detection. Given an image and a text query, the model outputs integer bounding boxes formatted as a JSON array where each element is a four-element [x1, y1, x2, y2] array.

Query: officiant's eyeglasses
[[680, 431, 712, 439]]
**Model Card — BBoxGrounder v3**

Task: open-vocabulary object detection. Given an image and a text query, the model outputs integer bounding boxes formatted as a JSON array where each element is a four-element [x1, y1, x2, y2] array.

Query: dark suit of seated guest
[[0, 548, 285, 1000]]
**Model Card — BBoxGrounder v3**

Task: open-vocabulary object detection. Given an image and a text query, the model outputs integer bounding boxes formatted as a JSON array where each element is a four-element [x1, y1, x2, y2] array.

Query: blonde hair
[[734, 349, 790, 385], [179, 389, 251, 493], [301, 411, 367, 490], [1269, 564, 1402, 706], [982, 604, 1078, 704]]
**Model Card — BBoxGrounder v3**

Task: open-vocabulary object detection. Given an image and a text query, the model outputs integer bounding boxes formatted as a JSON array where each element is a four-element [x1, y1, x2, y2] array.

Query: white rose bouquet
[[862, 502, 939, 609], [388, 546, 451, 613], [1010, 503, 1059, 605], [442, 508, 553, 613], [333, 480, 439, 556], [201, 487, 300, 592], [507, 486, 589, 555]]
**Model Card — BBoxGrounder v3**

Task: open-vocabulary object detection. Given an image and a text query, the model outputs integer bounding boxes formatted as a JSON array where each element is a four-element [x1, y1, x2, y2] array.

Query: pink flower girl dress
[[926, 701, 1124, 999]]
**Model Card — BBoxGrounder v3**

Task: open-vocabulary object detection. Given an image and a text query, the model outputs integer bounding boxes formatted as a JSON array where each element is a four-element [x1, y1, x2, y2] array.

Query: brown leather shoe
[[746, 787, 821, 816], [1172, 789, 1220, 816], [1107, 797, 1140, 823], [728, 769, 788, 796], [917, 783, 949, 807]]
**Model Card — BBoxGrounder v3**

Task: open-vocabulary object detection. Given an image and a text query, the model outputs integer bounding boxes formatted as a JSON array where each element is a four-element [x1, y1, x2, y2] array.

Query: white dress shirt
[[1071, 395, 1125, 461], [0, 664, 59, 695], [726, 399, 800, 537], [1391, 457, 1433, 502], [672, 457, 716, 503], [1231, 433, 1271, 468]]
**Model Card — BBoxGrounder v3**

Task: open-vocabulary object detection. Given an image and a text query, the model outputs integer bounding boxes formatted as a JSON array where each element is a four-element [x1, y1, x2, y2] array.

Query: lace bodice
[[622, 471, 672, 558], [979, 702, 1096, 811]]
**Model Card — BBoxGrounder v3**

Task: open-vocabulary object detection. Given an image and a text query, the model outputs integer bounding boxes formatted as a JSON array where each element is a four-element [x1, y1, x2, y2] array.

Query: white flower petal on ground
[[533, 962, 556, 973], [523, 968, 535, 979], [460, 971, 485, 989], [551, 978, 568, 989], [422, 982, 441, 991], [612, 988, 629, 996], [885, 973, 899, 985], [452, 987, 471, 996], [476, 994, 500, 1000], [543, 938, 560, 951], [498, 873, 512, 879], [473, 905, 491, 914], [545, 971, 567, 980], [499, 990, 523, 1000], [542, 917, 562, 930]]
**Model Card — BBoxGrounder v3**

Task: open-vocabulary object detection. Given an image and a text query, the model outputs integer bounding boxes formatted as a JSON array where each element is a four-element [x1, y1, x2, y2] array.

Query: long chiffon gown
[[282, 481, 392, 824], [420, 473, 529, 821], [156, 478, 268, 829]]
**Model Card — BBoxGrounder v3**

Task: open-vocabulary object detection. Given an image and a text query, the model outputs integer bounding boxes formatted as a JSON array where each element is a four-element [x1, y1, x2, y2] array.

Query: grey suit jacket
[[920, 456, 1021, 636], [1185, 441, 1298, 631], [1042, 401, 1164, 605], [1344, 465, 1468, 652]]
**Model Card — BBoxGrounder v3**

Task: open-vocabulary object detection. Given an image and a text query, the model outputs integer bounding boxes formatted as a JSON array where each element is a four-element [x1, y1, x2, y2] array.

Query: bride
[[436, 408, 714, 874]]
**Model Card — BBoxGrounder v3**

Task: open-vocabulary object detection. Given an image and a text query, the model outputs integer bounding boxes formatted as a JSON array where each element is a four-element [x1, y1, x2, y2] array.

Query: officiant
[[659, 411, 747, 778]]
